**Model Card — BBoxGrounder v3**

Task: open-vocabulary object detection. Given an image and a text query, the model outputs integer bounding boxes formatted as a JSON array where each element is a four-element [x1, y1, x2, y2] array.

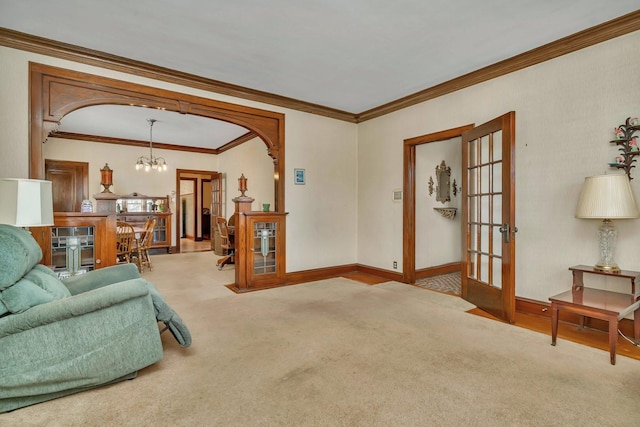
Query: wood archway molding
[[29, 62, 285, 211]]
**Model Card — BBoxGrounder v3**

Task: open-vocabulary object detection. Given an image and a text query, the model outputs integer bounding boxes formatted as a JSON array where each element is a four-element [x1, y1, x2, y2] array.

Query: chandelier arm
[[136, 118, 166, 172]]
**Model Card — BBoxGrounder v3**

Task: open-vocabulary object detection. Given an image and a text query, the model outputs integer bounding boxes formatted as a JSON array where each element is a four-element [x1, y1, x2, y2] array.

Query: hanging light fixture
[[135, 118, 167, 172]]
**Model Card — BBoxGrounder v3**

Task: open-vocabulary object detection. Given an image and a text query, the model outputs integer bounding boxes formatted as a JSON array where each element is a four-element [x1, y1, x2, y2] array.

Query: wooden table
[[549, 265, 640, 365]]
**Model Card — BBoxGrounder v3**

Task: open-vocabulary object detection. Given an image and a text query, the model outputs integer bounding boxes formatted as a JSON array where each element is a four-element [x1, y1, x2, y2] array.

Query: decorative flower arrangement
[[610, 116, 640, 179]]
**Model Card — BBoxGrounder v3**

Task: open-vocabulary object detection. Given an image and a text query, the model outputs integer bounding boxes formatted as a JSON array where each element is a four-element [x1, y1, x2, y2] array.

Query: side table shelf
[[549, 265, 640, 365]]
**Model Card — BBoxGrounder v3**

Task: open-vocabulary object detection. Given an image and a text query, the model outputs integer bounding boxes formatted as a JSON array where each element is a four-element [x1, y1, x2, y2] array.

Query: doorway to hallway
[[176, 169, 221, 253]]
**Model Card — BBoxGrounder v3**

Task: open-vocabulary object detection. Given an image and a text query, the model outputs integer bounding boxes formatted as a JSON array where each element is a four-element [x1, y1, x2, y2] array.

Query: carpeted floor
[[2, 252, 639, 426], [414, 271, 461, 295]]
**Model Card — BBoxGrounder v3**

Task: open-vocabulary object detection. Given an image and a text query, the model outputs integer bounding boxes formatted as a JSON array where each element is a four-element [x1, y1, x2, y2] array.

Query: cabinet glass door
[[252, 221, 277, 275], [154, 216, 167, 244], [51, 226, 95, 272]]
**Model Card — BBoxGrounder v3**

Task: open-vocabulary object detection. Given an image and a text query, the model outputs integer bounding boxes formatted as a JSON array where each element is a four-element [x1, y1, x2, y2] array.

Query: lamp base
[[593, 263, 621, 273], [594, 219, 620, 273]]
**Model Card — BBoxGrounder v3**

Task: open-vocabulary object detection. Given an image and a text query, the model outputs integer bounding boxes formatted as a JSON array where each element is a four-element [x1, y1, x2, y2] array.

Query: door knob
[[499, 224, 517, 243]]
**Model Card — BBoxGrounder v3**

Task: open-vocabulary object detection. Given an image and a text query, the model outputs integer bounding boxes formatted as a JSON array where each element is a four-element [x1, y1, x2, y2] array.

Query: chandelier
[[135, 118, 167, 172]]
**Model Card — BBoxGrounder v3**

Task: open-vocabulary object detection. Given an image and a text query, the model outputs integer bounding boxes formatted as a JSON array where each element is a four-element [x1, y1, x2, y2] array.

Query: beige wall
[[2, 29, 639, 302], [415, 137, 461, 270], [358, 30, 640, 301], [218, 137, 275, 219]]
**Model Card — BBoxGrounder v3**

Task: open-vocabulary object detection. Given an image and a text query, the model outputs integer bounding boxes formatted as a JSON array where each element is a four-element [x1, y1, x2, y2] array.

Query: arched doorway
[[28, 62, 285, 213]]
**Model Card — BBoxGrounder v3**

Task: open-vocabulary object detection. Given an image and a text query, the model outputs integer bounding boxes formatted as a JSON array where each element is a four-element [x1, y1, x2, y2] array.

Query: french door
[[461, 112, 516, 323], [210, 173, 222, 251]]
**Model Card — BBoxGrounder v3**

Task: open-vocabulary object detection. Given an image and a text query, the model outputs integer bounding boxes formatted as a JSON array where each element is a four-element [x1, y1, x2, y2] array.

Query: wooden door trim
[[176, 169, 217, 253], [403, 124, 474, 284], [200, 178, 213, 241]]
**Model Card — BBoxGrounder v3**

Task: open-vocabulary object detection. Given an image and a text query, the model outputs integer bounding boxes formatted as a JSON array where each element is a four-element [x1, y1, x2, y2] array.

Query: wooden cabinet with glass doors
[[232, 212, 287, 291], [116, 194, 172, 252], [31, 212, 117, 271]]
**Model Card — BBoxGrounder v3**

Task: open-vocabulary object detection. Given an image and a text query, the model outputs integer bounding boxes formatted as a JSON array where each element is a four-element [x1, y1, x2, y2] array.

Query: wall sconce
[[100, 163, 113, 193], [238, 173, 248, 197]]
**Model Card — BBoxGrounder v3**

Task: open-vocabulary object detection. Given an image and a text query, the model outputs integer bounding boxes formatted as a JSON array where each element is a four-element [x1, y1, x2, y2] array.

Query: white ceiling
[[58, 105, 250, 150], [1, 0, 638, 148]]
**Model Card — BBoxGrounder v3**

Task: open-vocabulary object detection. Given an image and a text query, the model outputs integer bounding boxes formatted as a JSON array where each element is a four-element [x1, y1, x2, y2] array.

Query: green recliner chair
[[0, 224, 191, 413]]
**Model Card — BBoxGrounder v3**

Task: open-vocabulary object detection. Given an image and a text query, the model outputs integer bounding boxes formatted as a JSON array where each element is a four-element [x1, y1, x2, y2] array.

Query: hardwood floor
[[180, 238, 212, 252], [341, 271, 389, 285], [469, 308, 640, 362]]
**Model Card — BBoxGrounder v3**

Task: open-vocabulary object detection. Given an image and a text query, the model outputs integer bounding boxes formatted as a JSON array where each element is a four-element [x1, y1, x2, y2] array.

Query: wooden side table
[[549, 265, 640, 365]]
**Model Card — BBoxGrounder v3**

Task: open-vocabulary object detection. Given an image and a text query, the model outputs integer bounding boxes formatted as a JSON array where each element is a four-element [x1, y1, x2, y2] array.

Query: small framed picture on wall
[[294, 168, 306, 185]]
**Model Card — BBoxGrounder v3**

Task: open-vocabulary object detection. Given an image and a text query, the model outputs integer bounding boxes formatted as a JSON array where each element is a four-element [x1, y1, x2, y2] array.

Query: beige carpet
[[2, 252, 639, 426]]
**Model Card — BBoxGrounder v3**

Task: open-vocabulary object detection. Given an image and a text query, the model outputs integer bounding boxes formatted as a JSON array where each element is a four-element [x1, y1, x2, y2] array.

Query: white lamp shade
[[575, 174, 640, 219], [0, 179, 54, 226]]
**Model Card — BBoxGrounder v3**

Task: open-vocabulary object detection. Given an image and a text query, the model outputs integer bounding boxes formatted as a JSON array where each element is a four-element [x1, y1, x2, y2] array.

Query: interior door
[[45, 159, 88, 212], [461, 112, 516, 323], [210, 173, 222, 251]]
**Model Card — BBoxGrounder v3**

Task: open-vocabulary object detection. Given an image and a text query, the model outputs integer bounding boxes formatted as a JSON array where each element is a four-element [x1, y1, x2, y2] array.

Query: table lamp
[[0, 178, 54, 227], [575, 173, 639, 272]]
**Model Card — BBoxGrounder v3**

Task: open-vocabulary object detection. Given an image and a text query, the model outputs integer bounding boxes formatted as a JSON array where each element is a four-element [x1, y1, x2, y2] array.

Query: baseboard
[[284, 263, 404, 286], [355, 264, 404, 282], [415, 262, 461, 280], [285, 264, 357, 285], [515, 296, 636, 337]]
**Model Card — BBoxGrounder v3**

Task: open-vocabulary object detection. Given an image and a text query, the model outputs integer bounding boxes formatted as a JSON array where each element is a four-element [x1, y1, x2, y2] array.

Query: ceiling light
[[135, 119, 167, 172]]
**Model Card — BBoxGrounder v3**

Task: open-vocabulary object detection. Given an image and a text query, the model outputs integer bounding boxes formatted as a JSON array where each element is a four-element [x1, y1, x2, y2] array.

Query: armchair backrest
[[0, 224, 70, 316], [0, 224, 43, 290]]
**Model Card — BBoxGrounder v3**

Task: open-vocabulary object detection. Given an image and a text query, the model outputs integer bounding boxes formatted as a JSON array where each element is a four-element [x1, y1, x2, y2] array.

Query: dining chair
[[216, 217, 234, 270], [115, 221, 136, 265], [131, 218, 157, 272]]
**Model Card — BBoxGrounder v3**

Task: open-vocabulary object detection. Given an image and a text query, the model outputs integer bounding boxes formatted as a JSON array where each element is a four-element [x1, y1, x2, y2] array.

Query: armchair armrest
[[0, 279, 149, 338], [62, 264, 141, 295]]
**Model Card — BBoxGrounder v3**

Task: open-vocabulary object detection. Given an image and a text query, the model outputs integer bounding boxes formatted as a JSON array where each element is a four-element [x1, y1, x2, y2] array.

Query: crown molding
[[356, 10, 640, 122], [2, 9, 639, 124], [217, 131, 259, 154], [50, 131, 219, 155], [0, 27, 357, 123], [51, 129, 258, 155]]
